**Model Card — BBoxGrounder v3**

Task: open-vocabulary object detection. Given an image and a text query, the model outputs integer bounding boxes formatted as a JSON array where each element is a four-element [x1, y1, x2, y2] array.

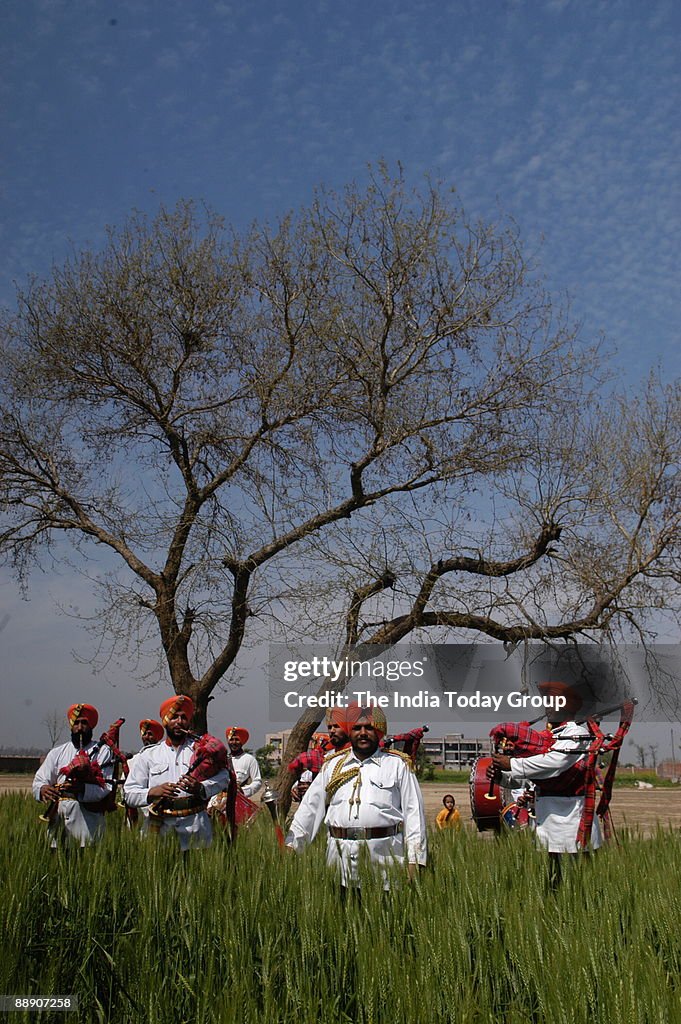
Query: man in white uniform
[[124, 718, 165, 829], [123, 696, 229, 851], [33, 703, 113, 847], [225, 727, 262, 798], [491, 682, 600, 884], [285, 704, 427, 889]]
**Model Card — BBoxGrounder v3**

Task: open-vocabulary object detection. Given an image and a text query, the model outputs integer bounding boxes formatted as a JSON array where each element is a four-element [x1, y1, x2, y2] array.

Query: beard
[[71, 728, 93, 748], [166, 723, 189, 744]]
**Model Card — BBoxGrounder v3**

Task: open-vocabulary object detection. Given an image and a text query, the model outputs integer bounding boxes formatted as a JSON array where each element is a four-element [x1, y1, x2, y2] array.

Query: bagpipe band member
[[32, 703, 114, 847], [225, 727, 262, 798], [285, 704, 427, 889], [288, 708, 351, 802], [489, 683, 602, 880], [125, 719, 165, 830], [123, 696, 229, 851]]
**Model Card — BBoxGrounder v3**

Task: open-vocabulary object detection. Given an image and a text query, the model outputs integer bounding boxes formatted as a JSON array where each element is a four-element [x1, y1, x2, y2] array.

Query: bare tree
[[0, 168, 679, 741], [633, 744, 648, 769], [42, 709, 65, 748]]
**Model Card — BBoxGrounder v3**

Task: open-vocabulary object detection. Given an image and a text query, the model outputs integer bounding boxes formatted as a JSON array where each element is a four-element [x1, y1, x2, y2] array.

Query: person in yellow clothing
[[436, 794, 461, 830]]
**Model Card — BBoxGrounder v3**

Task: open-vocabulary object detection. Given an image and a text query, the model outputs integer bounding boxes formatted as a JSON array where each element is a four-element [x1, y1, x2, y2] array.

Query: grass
[[2, 793, 681, 1023], [612, 769, 678, 788], [428, 769, 471, 783]]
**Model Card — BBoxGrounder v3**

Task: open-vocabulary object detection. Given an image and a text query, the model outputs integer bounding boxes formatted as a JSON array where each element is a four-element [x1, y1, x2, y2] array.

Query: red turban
[[67, 703, 99, 729], [139, 719, 164, 742], [159, 695, 195, 725], [538, 681, 582, 717], [326, 707, 348, 731], [343, 703, 388, 738], [226, 726, 249, 746]]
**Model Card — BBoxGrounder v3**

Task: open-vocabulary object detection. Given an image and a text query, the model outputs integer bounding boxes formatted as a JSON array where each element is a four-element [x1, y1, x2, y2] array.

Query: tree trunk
[[172, 677, 210, 735], [189, 689, 211, 735], [273, 710, 323, 816]]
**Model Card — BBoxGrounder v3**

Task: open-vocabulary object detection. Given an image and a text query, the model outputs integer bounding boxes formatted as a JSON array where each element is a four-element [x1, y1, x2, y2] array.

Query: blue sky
[[1, 0, 679, 750]]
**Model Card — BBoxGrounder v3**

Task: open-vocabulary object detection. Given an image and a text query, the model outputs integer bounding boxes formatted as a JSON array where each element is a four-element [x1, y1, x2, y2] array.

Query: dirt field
[[421, 782, 681, 836], [5, 774, 681, 836]]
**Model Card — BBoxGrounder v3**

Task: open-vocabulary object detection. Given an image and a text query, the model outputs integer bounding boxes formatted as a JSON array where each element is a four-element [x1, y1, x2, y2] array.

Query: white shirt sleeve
[[507, 723, 591, 782], [397, 761, 428, 866], [200, 766, 230, 800], [32, 748, 60, 800], [123, 748, 153, 807], [285, 770, 328, 851], [240, 754, 262, 798], [507, 748, 583, 781]]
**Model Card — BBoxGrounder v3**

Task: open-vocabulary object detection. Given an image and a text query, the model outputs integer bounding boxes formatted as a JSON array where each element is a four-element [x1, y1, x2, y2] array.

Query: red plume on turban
[[226, 726, 249, 746], [343, 703, 388, 738], [66, 703, 99, 729], [159, 695, 195, 725], [139, 719, 164, 742]]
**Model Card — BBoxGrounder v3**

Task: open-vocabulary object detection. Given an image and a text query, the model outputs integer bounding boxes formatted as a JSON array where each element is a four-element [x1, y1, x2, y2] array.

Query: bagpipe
[[470, 699, 636, 845], [287, 747, 327, 781], [383, 726, 429, 765], [40, 719, 128, 824], [148, 731, 230, 821]]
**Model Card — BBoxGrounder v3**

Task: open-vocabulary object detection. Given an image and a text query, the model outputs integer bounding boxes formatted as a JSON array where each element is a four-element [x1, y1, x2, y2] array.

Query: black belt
[[329, 824, 402, 840]]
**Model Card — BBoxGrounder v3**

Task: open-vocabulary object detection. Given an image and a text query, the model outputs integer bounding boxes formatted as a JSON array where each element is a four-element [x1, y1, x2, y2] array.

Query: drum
[[469, 756, 504, 832], [209, 789, 260, 829], [501, 802, 532, 831], [235, 790, 260, 827]]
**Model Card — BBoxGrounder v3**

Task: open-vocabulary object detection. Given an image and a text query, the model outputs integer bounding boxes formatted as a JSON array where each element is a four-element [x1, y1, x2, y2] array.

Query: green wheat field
[[2, 793, 680, 1024]]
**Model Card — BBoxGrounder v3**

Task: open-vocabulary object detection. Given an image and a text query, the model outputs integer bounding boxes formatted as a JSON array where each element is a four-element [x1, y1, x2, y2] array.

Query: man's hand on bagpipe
[[147, 781, 182, 802], [177, 774, 205, 797], [39, 784, 62, 804], [148, 772, 208, 801]]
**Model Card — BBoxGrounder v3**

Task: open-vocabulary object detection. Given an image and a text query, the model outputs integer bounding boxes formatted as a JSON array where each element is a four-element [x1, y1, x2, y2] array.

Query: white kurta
[[124, 749, 151, 831], [123, 738, 229, 850], [32, 740, 114, 846], [505, 722, 601, 853], [231, 751, 262, 798], [286, 748, 427, 887]]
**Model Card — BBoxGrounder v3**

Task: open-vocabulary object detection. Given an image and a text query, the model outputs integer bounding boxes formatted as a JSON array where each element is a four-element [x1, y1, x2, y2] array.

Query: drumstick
[[484, 768, 498, 801]]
